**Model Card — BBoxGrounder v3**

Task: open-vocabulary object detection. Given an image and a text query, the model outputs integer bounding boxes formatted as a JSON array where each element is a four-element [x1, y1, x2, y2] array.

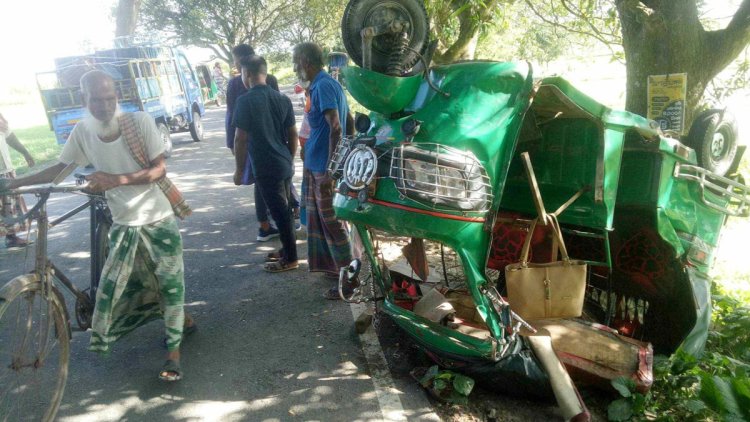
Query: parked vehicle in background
[[293, 82, 306, 108], [36, 41, 206, 157], [196, 63, 225, 107]]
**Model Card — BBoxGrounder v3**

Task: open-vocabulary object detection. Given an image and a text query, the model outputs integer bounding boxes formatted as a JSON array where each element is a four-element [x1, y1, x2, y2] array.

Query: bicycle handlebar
[[0, 183, 85, 196], [0, 184, 95, 227]]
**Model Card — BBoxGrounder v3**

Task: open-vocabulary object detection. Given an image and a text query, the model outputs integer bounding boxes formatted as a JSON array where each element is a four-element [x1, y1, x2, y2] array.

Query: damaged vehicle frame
[[331, 0, 750, 397]]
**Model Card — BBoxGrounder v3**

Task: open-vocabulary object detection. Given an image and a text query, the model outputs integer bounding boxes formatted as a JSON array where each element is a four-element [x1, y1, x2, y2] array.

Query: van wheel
[[686, 109, 738, 176], [157, 123, 172, 157], [189, 110, 203, 142]]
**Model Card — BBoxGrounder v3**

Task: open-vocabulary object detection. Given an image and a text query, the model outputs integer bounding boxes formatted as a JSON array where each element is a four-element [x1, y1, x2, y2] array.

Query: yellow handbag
[[505, 216, 587, 320], [505, 151, 588, 320]]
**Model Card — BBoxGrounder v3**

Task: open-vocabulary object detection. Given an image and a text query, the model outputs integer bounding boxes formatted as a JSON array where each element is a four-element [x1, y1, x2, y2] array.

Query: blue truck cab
[[36, 43, 206, 157]]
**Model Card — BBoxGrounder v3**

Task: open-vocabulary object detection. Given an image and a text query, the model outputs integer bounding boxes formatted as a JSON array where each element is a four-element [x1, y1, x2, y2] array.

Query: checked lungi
[[89, 216, 185, 353], [0, 171, 28, 237], [305, 170, 351, 275]]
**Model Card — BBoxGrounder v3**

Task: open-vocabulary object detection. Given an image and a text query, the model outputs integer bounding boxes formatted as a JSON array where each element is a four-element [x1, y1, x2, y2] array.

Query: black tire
[[341, 0, 429, 74], [157, 123, 173, 158], [189, 110, 204, 142], [75, 294, 93, 331], [686, 109, 738, 176]]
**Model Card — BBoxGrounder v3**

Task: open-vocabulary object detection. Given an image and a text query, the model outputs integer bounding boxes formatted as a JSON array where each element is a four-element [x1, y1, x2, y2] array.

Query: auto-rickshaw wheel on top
[[686, 109, 739, 176], [341, 0, 430, 75]]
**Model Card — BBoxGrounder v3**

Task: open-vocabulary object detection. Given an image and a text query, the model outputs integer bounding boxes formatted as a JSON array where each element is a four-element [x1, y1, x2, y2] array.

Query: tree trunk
[[433, 0, 502, 64], [115, 0, 143, 37], [615, 0, 750, 127]]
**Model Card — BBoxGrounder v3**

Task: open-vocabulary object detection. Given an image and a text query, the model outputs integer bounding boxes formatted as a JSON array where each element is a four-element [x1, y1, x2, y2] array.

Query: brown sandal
[[263, 259, 299, 273], [265, 250, 283, 262]]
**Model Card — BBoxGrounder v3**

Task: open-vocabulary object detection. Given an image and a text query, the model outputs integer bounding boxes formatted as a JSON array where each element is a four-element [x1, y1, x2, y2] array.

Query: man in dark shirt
[[233, 55, 299, 272], [225, 44, 283, 242]]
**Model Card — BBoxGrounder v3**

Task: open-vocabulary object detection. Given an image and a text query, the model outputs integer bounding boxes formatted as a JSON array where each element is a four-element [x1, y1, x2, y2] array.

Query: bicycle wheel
[[0, 274, 70, 422]]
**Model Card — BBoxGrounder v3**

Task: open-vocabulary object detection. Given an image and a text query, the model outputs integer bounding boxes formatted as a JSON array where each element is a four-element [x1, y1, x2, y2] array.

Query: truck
[[36, 43, 206, 157]]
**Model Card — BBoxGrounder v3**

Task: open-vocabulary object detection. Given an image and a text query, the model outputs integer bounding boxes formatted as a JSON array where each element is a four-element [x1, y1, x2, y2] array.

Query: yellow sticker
[[647, 73, 687, 134]]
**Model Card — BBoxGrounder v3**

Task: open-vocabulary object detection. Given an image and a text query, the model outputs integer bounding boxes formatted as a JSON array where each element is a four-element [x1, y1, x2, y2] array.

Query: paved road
[[0, 103, 439, 421]]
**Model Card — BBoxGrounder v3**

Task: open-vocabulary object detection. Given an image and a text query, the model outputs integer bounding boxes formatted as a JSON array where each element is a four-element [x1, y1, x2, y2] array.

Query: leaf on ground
[[611, 377, 634, 398], [453, 374, 475, 396], [700, 374, 742, 417], [607, 398, 633, 421]]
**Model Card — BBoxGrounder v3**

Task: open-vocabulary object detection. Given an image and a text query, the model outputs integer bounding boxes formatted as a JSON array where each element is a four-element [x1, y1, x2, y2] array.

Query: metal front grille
[[327, 136, 355, 179], [390, 143, 493, 212]]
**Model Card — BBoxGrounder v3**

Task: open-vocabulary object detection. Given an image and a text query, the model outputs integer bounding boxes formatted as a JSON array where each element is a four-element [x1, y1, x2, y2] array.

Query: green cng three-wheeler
[[331, 0, 750, 399]]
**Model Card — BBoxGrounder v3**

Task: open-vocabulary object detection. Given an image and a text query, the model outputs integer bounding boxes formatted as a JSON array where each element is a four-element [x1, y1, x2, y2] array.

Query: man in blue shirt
[[292, 42, 354, 299], [233, 55, 299, 272]]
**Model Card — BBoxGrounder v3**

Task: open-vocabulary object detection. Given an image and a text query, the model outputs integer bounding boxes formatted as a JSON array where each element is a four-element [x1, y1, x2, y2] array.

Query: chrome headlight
[[390, 143, 493, 211]]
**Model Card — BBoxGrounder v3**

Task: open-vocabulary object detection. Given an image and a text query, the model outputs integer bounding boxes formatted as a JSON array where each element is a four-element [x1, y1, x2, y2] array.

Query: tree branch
[[704, 0, 750, 78]]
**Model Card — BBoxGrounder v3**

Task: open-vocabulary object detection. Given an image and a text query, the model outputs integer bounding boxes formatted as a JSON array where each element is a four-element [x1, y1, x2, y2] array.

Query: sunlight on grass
[[8, 124, 61, 175]]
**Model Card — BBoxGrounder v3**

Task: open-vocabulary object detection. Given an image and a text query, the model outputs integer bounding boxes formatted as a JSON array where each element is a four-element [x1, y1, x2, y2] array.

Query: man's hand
[[85, 172, 123, 192], [25, 155, 35, 168], [233, 170, 243, 186]]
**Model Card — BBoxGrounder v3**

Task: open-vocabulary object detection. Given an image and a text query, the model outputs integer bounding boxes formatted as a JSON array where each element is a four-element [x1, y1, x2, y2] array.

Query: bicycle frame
[[2, 184, 111, 329]]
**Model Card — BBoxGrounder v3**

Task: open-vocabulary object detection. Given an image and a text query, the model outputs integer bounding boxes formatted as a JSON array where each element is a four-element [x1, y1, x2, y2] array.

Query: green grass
[[9, 125, 61, 175]]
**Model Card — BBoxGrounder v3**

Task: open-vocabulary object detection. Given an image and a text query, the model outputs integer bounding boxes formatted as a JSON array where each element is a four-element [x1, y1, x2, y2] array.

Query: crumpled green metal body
[[336, 62, 737, 359]]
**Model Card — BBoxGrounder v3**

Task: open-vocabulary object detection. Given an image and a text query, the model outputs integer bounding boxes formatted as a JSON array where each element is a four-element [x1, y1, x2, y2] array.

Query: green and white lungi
[[89, 216, 185, 353]]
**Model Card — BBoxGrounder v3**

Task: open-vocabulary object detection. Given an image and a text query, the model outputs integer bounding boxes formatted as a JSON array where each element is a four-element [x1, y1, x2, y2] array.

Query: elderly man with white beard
[[1, 70, 196, 382]]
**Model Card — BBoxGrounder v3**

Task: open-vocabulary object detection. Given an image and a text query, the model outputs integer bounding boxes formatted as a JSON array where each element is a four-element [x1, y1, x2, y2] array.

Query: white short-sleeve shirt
[[59, 112, 173, 226], [0, 127, 13, 175]]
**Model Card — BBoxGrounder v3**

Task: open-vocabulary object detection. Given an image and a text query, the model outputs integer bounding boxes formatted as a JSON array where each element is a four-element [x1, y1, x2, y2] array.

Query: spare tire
[[685, 109, 738, 176], [341, 0, 429, 74]]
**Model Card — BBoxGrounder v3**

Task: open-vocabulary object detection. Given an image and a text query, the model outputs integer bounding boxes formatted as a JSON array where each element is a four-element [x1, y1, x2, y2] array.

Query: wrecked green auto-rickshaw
[[330, 0, 750, 405]]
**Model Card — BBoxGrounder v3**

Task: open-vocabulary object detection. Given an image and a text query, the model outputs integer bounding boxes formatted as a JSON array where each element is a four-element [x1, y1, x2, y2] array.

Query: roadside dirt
[[373, 312, 611, 421]]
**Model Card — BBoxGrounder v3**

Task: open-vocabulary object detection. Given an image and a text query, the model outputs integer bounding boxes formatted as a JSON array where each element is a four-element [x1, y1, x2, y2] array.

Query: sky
[[0, 0, 214, 95]]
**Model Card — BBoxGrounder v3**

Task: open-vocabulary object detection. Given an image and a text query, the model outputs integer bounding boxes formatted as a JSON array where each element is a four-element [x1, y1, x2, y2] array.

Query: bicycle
[[0, 179, 111, 422]]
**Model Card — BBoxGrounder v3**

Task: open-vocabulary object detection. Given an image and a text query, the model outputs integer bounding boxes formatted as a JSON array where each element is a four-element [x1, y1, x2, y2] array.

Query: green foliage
[[704, 48, 750, 107], [418, 365, 475, 405], [139, 0, 298, 63], [607, 289, 750, 421], [10, 125, 61, 175], [607, 377, 649, 421]]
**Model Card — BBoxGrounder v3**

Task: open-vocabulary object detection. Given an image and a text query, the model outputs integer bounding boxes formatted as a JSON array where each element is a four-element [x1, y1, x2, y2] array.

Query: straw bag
[[506, 216, 587, 320]]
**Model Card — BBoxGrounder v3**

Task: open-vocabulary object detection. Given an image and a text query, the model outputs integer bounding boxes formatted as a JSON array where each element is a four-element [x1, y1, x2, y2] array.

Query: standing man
[[226, 44, 281, 242], [0, 113, 35, 248], [233, 55, 299, 272], [1, 70, 195, 382], [292, 42, 354, 299]]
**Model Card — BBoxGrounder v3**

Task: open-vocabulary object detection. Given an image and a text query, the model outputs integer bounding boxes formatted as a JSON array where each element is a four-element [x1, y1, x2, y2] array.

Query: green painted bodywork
[[336, 62, 737, 358], [344, 67, 423, 115]]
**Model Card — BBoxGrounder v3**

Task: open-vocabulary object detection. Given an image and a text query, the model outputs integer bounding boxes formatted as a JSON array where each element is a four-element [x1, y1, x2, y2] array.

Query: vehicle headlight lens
[[391, 143, 492, 211]]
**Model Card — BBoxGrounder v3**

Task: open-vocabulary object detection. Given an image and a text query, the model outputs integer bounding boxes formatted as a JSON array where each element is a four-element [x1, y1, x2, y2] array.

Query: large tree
[[139, 0, 296, 63], [525, 0, 750, 123], [427, 0, 514, 63], [115, 0, 143, 37], [273, 0, 346, 48], [615, 0, 750, 121]]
